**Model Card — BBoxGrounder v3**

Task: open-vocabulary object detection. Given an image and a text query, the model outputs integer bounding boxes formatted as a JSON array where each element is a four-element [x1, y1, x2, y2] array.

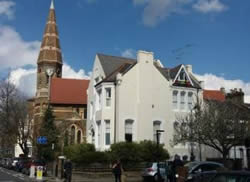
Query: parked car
[[10, 157, 20, 170], [2, 158, 12, 169], [142, 161, 173, 182], [184, 161, 224, 182], [208, 171, 250, 182], [15, 158, 32, 172]]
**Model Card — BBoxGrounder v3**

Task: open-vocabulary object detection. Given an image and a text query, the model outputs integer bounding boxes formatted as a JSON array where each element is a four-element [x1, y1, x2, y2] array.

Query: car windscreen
[[184, 162, 199, 171]]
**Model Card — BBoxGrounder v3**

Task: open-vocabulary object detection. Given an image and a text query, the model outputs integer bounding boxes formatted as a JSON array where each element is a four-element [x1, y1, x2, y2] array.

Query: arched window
[[153, 121, 161, 142], [70, 125, 76, 145], [125, 119, 134, 142], [77, 130, 81, 144]]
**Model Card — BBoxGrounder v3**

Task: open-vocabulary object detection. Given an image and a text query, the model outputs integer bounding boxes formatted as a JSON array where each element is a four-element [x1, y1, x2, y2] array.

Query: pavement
[[0, 167, 142, 182]]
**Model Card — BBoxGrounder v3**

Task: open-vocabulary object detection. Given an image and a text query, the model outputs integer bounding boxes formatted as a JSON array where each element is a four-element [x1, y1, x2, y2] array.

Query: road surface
[[0, 167, 30, 182]]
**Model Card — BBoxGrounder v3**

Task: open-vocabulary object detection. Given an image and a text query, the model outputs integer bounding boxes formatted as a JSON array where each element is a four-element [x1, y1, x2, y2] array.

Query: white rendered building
[[87, 50, 203, 158]]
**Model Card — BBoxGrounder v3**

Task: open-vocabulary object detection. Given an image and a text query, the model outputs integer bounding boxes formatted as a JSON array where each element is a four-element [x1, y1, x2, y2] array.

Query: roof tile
[[50, 78, 89, 105]]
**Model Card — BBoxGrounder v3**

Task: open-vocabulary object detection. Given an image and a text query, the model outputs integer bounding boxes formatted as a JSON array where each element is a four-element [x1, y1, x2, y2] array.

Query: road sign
[[37, 136, 47, 144]]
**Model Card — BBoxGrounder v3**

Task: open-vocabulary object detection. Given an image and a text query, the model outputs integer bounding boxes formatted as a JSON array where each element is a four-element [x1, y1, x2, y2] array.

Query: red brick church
[[30, 0, 89, 153]]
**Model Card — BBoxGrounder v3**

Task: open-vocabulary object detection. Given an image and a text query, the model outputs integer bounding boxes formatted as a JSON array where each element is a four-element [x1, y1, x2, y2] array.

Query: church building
[[32, 0, 89, 152]]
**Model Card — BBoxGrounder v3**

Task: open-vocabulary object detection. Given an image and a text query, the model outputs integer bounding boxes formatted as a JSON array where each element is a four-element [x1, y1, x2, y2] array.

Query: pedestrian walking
[[64, 159, 73, 182], [172, 154, 183, 182], [112, 160, 122, 182]]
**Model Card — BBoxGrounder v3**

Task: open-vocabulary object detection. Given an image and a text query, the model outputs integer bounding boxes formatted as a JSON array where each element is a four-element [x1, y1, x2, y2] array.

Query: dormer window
[[174, 67, 192, 87], [178, 69, 187, 81]]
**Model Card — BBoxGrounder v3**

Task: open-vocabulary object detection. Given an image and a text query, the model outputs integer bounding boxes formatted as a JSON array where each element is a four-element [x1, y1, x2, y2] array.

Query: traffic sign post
[[37, 136, 48, 144]]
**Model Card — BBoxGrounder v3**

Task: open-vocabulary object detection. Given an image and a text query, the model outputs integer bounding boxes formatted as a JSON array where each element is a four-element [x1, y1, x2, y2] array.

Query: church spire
[[50, 0, 54, 9], [36, 0, 63, 93], [37, 0, 63, 66]]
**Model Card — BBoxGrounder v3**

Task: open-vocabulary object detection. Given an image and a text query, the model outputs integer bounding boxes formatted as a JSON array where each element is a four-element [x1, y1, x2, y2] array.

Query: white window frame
[[180, 91, 186, 110], [172, 90, 178, 110], [125, 119, 133, 142], [105, 88, 111, 107], [188, 92, 193, 110], [105, 120, 111, 145], [153, 121, 161, 143]]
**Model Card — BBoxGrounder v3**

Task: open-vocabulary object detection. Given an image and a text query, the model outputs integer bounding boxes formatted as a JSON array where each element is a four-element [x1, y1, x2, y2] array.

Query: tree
[[174, 99, 250, 160], [37, 105, 59, 162], [0, 76, 32, 157]]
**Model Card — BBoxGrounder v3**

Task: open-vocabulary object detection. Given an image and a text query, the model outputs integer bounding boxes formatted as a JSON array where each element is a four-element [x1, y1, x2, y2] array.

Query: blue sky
[[0, 0, 250, 102]]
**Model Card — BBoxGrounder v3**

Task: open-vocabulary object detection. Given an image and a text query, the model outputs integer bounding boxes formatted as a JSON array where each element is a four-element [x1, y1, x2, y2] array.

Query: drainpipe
[[114, 74, 122, 143], [114, 82, 117, 143]]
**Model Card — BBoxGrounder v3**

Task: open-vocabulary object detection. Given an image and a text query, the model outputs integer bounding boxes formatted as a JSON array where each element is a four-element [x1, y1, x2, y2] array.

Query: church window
[[84, 109, 87, 119], [64, 130, 69, 146], [125, 119, 133, 142], [70, 126, 75, 145], [77, 130, 81, 144]]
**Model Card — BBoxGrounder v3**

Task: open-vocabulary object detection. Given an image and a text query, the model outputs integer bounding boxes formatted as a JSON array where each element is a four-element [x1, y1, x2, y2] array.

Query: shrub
[[139, 140, 170, 162]]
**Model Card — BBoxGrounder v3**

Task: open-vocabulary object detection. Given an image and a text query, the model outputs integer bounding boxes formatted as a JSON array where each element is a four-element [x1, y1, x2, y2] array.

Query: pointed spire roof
[[50, 0, 54, 9], [37, 0, 62, 65]]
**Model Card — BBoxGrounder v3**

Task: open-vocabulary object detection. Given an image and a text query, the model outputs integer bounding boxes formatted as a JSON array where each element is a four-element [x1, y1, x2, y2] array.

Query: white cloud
[[9, 67, 36, 97], [0, 26, 40, 69], [193, 0, 227, 13], [9, 64, 91, 97], [62, 63, 91, 79], [136, 0, 194, 27], [0, 0, 15, 19], [195, 73, 250, 104], [134, 0, 228, 27], [121, 49, 136, 58]]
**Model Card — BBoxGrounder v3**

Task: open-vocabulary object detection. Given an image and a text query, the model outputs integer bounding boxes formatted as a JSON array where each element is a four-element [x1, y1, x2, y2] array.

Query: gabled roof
[[170, 64, 182, 79], [155, 64, 201, 89], [97, 53, 136, 77], [97, 53, 201, 89], [203, 90, 225, 102], [50, 78, 89, 105]]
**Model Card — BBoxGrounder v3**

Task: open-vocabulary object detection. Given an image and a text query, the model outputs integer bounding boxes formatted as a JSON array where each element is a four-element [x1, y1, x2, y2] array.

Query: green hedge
[[64, 140, 169, 166]]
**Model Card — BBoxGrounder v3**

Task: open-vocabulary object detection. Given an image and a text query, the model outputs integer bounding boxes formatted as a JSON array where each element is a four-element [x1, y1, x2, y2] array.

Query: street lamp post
[[156, 129, 164, 182]]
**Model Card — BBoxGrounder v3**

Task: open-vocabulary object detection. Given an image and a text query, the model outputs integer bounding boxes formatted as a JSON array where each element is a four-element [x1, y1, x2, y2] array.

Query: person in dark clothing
[[172, 155, 184, 182], [112, 160, 122, 182], [64, 159, 73, 182]]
